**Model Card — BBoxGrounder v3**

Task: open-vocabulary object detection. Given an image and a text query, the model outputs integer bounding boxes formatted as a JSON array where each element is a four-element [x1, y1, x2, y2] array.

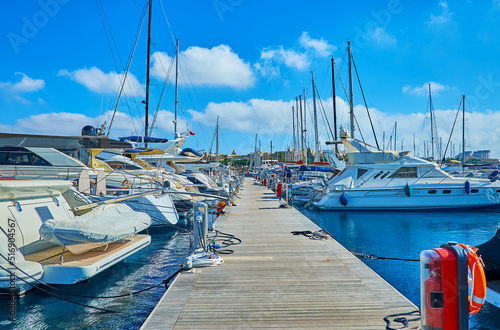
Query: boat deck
[[26, 235, 150, 267], [141, 178, 417, 329]]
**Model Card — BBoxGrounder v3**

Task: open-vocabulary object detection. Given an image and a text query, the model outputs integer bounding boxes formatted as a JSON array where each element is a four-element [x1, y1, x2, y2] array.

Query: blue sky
[[2, 0, 500, 158]]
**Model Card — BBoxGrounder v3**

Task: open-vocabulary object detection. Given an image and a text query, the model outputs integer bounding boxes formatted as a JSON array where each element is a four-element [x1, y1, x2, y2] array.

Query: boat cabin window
[[0, 147, 51, 166], [35, 206, 54, 222], [357, 169, 369, 179], [428, 190, 437, 194], [373, 171, 384, 179], [470, 189, 479, 194], [380, 171, 391, 179], [443, 190, 452, 194], [388, 167, 418, 178]]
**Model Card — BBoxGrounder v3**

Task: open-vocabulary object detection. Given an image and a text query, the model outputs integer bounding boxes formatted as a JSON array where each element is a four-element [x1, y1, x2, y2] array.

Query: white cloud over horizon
[[0, 109, 186, 139], [58, 67, 145, 97], [151, 45, 255, 89], [3, 100, 500, 159]]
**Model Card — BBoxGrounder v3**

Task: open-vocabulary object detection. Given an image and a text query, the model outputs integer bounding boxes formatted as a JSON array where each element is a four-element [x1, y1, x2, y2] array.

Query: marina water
[[300, 207, 500, 330], [2, 209, 500, 329]]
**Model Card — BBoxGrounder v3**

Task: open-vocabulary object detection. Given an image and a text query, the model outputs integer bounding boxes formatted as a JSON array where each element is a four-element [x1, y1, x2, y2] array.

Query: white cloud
[[402, 81, 449, 96], [189, 99, 294, 135], [151, 45, 255, 89], [298, 32, 336, 57], [367, 27, 396, 46], [3, 109, 187, 140], [5, 100, 500, 159], [0, 72, 45, 94], [255, 32, 336, 77], [428, 1, 453, 25], [58, 67, 144, 97]]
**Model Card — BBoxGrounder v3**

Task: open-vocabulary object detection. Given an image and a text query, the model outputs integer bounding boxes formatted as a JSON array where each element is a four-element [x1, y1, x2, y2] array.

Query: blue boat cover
[[180, 148, 203, 157], [119, 136, 168, 143]]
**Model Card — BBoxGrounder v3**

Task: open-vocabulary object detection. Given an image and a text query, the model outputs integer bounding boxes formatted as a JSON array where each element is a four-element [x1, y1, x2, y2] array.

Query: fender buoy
[[216, 201, 226, 218], [339, 193, 348, 206], [122, 179, 130, 189], [404, 184, 412, 197], [458, 243, 487, 314], [465, 181, 471, 195], [276, 183, 282, 198]]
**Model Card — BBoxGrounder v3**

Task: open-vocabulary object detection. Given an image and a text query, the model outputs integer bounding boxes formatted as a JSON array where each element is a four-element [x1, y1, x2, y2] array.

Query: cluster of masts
[[285, 41, 471, 168]]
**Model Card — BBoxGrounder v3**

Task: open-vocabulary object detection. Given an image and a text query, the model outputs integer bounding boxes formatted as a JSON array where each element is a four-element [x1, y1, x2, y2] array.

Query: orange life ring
[[122, 179, 130, 189], [458, 243, 487, 315]]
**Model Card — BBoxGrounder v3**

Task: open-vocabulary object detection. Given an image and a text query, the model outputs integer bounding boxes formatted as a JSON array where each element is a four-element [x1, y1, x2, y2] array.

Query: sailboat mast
[[311, 71, 320, 162], [303, 89, 307, 137], [174, 38, 179, 137], [216, 116, 219, 162], [292, 105, 296, 161], [144, 0, 152, 145], [295, 97, 300, 160], [348, 41, 354, 138], [270, 140, 273, 163], [429, 83, 435, 160], [394, 122, 397, 150], [299, 95, 305, 162], [462, 94, 465, 168], [254, 134, 258, 168], [331, 57, 337, 141]]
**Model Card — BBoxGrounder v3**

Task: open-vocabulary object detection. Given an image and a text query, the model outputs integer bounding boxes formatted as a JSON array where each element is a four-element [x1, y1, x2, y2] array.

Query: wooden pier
[[141, 178, 417, 329]]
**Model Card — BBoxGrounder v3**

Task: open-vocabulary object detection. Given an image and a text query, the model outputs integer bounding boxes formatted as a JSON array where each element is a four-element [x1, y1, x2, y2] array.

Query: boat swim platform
[[141, 178, 416, 329]]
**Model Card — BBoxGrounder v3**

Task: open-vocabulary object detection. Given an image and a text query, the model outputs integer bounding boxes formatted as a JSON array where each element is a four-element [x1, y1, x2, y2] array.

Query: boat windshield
[[388, 167, 418, 178], [0, 147, 51, 166]]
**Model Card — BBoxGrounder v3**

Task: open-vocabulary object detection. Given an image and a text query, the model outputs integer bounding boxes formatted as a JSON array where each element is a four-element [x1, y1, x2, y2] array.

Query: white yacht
[[0, 179, 151, 294], [312, 130, 500, 211], [0, 146, 179, 226]]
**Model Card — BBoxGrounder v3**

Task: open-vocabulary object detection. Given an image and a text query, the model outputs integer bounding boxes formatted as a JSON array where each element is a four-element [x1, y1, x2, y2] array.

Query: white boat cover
[[39, 204, 151, 246]]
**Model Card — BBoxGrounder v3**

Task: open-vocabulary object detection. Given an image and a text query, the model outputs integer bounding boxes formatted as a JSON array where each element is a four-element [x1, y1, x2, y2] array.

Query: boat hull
[[313, 186, 500, 211]]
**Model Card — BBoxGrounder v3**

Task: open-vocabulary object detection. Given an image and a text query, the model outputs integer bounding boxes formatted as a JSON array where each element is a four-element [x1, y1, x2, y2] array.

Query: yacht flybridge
[[312, 129, 500, 211]]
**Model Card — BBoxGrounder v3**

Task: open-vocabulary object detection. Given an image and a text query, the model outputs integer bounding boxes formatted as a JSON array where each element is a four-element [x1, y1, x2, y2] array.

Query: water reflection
[[300, 208, 500, 330]]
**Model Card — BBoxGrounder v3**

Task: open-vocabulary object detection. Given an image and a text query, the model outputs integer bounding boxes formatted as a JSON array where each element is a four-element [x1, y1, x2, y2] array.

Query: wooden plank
[[141, 178, 417, 329]]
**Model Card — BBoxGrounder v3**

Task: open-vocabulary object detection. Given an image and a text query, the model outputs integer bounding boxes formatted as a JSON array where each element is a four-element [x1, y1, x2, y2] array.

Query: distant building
[[457, 151, 472, 159], [473, 150, 491, 159]]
